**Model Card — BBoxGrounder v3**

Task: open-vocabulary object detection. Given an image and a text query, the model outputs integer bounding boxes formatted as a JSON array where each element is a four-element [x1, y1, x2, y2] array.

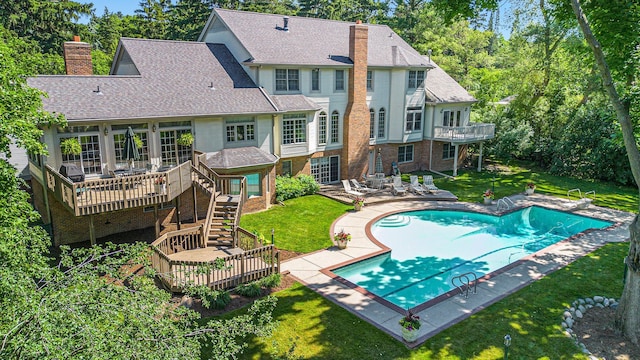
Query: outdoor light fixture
[[103, 127, 109, 136], [152, 124, 157, 132], [503, 334, 511, 360], [271, 228, 275, 246]]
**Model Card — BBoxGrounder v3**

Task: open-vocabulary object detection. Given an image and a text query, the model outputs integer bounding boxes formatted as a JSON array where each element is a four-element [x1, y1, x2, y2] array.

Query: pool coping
[[279, 194, 634, 347]]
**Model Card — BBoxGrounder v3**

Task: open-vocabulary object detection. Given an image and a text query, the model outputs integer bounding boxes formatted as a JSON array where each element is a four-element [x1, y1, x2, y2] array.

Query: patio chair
[[342, 179, 364, 197], [391, 176, 407, 196], [409, 175, 428, 195], [350, 179, 377, 194], [422, 175, 439, 192]]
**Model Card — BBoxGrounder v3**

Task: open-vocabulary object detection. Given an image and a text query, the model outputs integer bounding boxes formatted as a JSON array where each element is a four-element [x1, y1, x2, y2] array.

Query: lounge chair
[[391, 176, 407, 196], [422, 175, 439, 192], [565, 188, 594, 210], [409, 175, 428, 195], [350, 179, 377, 194], [342, 179, 364, 197]]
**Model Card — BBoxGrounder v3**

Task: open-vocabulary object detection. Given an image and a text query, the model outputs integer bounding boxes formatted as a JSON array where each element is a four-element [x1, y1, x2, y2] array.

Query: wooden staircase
[[207, 196, 239, 247], [190, 164, 244, 249]]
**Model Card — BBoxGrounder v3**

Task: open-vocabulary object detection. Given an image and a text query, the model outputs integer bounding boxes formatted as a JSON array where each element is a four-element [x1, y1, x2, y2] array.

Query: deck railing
[[43, 161, 192, 216], [151, 243, 279, 292], [433, 123, 495, 143]]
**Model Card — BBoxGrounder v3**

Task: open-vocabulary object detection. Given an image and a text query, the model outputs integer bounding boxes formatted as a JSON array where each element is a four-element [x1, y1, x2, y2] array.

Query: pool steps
[[451, 272, 478, 298], [496, 197, 515, 211]]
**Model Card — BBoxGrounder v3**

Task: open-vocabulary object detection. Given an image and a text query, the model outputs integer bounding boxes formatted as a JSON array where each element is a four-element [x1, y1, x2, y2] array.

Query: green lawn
[[409, 161, 639, 213], [239, 195, 352, 253], [213, 162, 639, 359]]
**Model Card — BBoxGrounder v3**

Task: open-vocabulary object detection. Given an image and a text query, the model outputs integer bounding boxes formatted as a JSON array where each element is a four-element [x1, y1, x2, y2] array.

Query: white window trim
[[311, 68, 320, 92], [405, 107, 422, 133], [275, 68, 300, 92]]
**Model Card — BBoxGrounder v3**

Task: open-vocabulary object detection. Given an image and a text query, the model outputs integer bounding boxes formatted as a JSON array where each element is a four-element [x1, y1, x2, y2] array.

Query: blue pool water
[[332, 206, 611, 309]]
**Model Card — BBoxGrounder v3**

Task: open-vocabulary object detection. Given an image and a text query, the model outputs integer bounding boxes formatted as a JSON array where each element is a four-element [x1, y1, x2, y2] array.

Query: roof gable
[[202, 9, 429, 68]]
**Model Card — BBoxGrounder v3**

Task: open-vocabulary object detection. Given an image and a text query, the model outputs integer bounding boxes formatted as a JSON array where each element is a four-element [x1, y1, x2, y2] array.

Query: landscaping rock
[[593, 295, 604, 303], [575, 310, 583, 319], [180, 295, 193, 308]]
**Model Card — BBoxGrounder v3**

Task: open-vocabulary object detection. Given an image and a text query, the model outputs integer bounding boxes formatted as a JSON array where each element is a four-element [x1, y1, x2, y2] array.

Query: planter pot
[[483, 197, 492, 205], [337, 239, 348, 249], [401, 327, 419, 342], [354, 203, 363, 211], [525, 188, 535, 195]]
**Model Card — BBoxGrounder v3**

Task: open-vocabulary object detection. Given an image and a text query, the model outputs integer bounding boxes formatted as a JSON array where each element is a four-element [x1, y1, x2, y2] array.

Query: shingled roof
[[28, 39, 277, 121], [424, 60, 477, 104], [203, 147, 278, 169], [204, 9, 430, 68]]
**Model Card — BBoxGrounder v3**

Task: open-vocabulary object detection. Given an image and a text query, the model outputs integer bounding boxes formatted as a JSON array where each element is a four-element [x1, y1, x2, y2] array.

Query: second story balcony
[[432, 123, 495, 144]]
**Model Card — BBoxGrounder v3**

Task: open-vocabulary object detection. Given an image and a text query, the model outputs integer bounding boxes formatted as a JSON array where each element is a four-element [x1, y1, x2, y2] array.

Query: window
[[276, 69, 299, 91], [443, 110, 462, 127], [369, 108, 375, 139], [330, 111, 340, 143], [405, 107, 422, 132], [282, 113, 306, 144], [60, 135, 102, 175], [408, 70, 425, 89], [398, 145, 414, 163], [310, 156, 339, 184], [366, 70, 373, 90], [226, 120, 255, 142], [282, 160, 292, 177], [311, 68, 320, 91], [335, 69, 345, 91], [377, 108, 386, 138], [113, 131, 149, 168], [318, 111, 327, 145], [246, 173, 261, 196], [159, 121, 192, 166], [443, 143, 456, 159]]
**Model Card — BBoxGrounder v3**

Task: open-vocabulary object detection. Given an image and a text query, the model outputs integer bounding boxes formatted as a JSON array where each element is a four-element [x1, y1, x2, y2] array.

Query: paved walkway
[[280, 193, 634, 346]]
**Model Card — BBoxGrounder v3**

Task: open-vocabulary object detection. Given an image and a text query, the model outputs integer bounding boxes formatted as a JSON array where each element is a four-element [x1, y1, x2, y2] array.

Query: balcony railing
[[433, 123, 495, 143], [41, 161, 193, 216]]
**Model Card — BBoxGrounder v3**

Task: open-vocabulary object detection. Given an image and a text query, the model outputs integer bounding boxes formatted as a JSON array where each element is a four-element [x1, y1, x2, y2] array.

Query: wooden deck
[[167, 246, 244, 262]]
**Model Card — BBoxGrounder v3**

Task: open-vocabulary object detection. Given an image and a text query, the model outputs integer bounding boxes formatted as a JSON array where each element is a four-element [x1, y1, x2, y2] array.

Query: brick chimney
[[341, 21, 370, 181], [63, 36, 93, 75]]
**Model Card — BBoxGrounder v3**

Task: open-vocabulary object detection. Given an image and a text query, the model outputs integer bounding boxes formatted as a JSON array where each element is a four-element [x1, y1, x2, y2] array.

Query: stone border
[[561, 296, 619, 359]]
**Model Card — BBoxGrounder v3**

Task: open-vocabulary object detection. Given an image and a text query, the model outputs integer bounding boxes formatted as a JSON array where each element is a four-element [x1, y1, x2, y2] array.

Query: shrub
[[275, 175, 319, 202], [234, 282, 263, 297], [234, 274, 281, 297], [186, 285, 231, 309]]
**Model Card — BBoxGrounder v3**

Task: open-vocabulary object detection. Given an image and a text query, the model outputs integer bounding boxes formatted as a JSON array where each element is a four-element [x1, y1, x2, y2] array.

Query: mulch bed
[[572, 306, 640, 360]]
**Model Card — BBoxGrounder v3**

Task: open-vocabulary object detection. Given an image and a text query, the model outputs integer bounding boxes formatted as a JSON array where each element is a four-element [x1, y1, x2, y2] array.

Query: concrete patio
[[280, 193, 634, 346]]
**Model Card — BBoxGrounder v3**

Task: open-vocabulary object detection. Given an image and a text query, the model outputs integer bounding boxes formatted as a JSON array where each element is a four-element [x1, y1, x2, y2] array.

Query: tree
[[568, 0, 640, 344], [0, 26, 278, 358], [436, 0, 640, 343], [0, 0, 92, 53]]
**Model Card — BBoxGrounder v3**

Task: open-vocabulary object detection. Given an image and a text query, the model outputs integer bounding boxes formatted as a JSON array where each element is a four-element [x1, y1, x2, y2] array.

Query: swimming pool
[[332, 206, 612, 310]]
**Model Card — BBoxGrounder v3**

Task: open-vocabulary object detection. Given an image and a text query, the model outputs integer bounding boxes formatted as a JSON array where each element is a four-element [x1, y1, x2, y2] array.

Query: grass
[[212, 242, 629, 359], [239, 195, 352, 253], [209, 161, 639, 359], [407, 161, 639, 213]]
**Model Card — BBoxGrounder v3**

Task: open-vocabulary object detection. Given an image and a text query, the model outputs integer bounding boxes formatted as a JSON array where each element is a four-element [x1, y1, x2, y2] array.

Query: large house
[[27, 9, 494, 246]]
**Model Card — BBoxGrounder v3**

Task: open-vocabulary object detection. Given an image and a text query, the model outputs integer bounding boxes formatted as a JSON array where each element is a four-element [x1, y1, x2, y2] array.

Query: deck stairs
[[190, 164, 242, 248]]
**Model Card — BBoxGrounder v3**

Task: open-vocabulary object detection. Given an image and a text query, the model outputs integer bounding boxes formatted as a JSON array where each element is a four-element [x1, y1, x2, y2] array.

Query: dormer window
[[276, 69, 299, 92], [408, 70, 425, 89]]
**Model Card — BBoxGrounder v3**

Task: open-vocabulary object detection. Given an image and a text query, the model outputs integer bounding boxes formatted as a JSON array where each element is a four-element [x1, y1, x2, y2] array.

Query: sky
[[89, 0, 139, 17]]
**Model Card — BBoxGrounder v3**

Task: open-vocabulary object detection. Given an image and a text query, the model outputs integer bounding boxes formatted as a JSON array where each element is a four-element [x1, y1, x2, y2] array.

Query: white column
[[453, 144, 459, 177], [477, 142, 484, 172]]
